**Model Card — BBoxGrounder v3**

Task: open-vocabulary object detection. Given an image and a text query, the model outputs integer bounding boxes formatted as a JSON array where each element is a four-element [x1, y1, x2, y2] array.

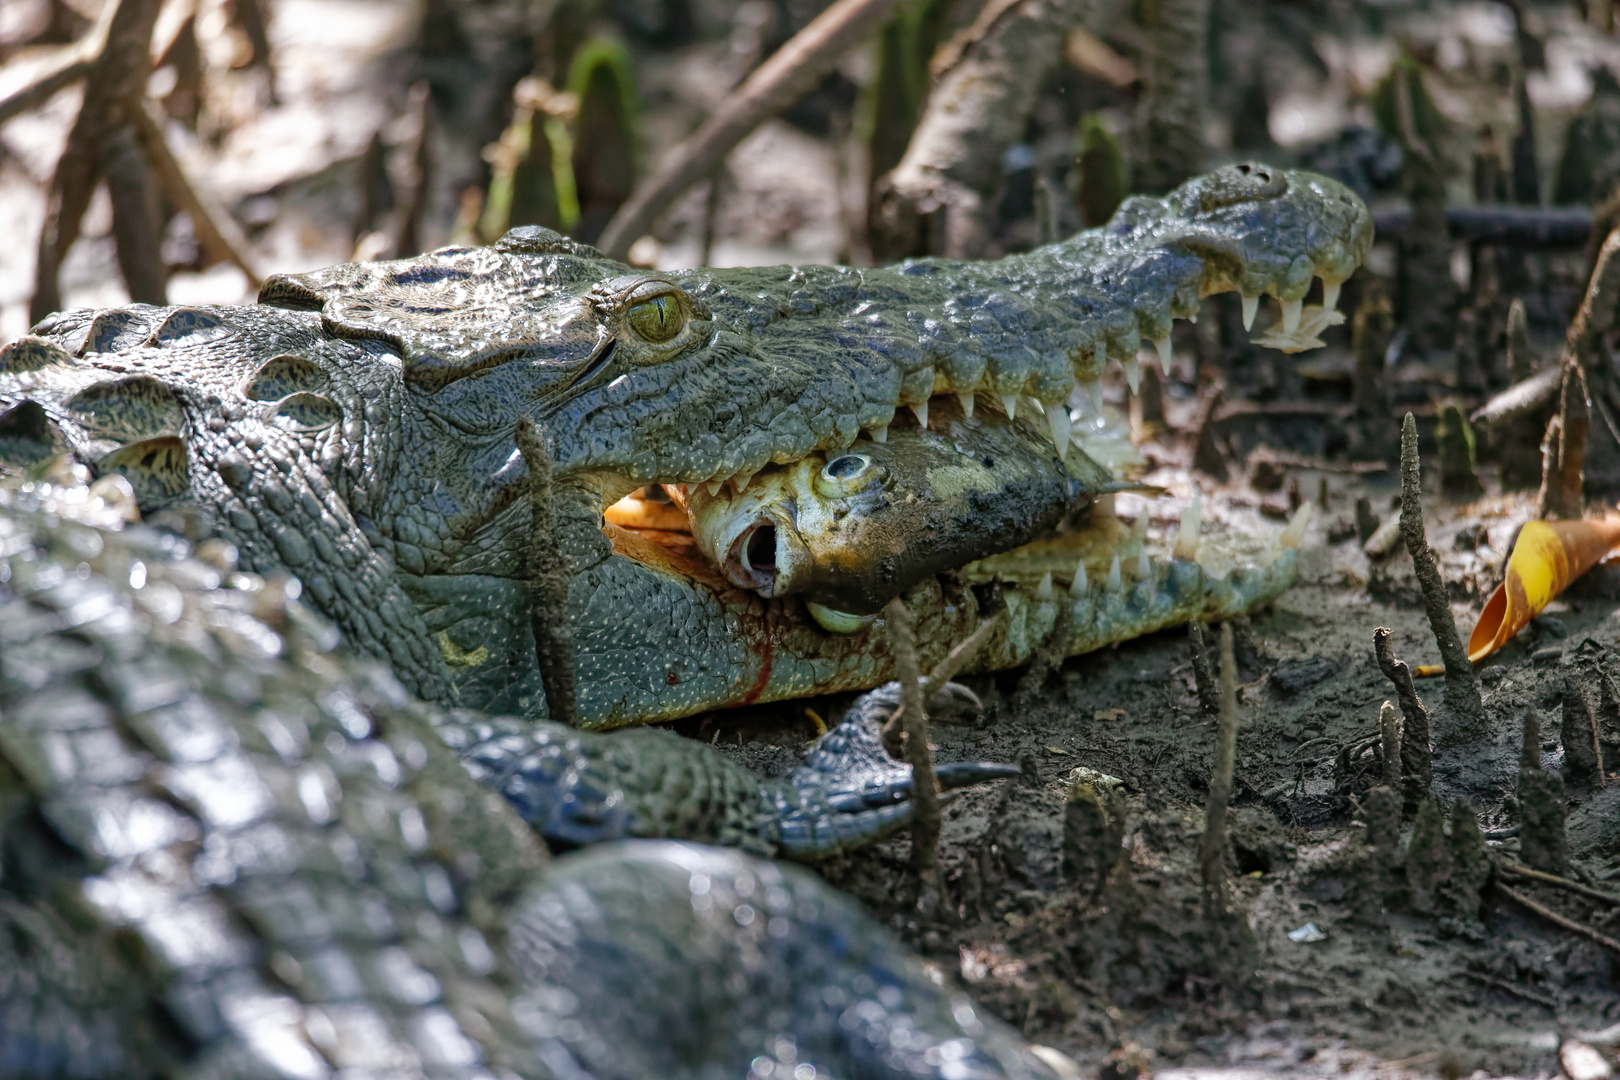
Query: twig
[[1498, 882, 1620, 954], [596, 0, 909, 259], [515, 419, 579, 727], [1460, 969, 1560, 1009], [1188, 621, 1220, 717], [0, 0, 118, 126], [887, 596, 945, 918], [1497, 861, 1620, 906], [1199, 622, 1239, 909], [131, 98, 261, 287], [1399, 413, 1486, 739], [1568, 228, 1620, 360], [921, 615, 1000, 699], [1371, 205, 1594, 249], [1373, 627, 1433, 814], [1470, 365, 1564, 428]]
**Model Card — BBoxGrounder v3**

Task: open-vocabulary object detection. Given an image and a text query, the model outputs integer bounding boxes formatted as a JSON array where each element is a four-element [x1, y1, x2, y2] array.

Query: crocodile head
[[0, 164, 1369, 727]]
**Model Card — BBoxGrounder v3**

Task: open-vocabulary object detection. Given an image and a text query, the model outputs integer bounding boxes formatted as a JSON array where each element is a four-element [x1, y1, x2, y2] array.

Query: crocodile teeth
[[1000, 394, 1018, 421], [1281, 297, 1303, 335], [1045, 402, 1071, 452], [733, 470, 754, 493], [706, 480, 724, 497], [1106, 555, 1122, 593], [1136, 549, 1151, 581], [870, 425, 888, 444], [1084, 379, 1103, 413], [807, 602, 875, 634], [1070, 561, 1088, 596], [1122, 357, 1140, 396], [1241, 294, 1259, 331], [1154, 337, 1172, 371], [959, 391, 975, 418], [1322, 280, 1342, 311], [1130, 512, 1149, 546], [1036, 571, 1054, 600], [1280, 502, 1312, 549], [911, 401, 929, 429], [1174, 494, 1201, 561]]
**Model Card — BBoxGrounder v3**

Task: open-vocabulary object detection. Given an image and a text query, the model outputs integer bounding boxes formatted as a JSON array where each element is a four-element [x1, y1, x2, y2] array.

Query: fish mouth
[[721, 514, 812, 597]]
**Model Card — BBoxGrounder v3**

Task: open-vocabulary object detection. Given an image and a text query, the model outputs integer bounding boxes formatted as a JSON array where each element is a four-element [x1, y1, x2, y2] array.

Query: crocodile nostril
[[743, 523, 778, 573]]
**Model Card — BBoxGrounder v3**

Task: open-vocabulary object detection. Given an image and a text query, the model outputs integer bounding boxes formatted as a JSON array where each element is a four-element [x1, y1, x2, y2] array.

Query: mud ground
[[685, 469, 1620, 1080]]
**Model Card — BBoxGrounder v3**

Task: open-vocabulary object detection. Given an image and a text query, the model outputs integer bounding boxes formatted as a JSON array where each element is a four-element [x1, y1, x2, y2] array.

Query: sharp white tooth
[[959, 391, 975, 418], [1046, 402, 1071, 451], [1037, 572, 1054, 600], [706, 480, 724, 497], [1174, 494, 1201, 561], [1281, 297, 1302, 335], [1001, 394, 1018, 421], [1107, 555, 1122, 593], [1093, 341, 1107, 375], [1280, 502, 1313, 549], [1131, 513, 1149, 545], [1241, 294, 1259, 331], [1085, 379, 1103, 413], [1122, 357, 1140, 396], [870, 425, 888, 444], [1154, 337, 1172, 370], [1070, 562, 1088, 597], [807, 602, 876, 634], [1188, 312, 1197, 325], [1322, 280, 1341, 311], [911, 400, 929, 429], [733, 470, 753, 493], [1136, 549, 1151, 581]]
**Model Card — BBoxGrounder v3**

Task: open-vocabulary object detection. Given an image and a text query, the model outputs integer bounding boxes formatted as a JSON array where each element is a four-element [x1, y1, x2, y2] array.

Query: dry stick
[[1568, 228, 1620, 359], [921, 615, 1000, 699], [131, 98, 261, 287], [0, 0, 118, 126], [1199, 622, 1239, 909], [1537, 357, 1589, 520], [1498, 882, 1620, 954], [1187, 621, 1220, 717], [1398, 413, 1486, 739], [596, 0, 909, 260], [886, 597, 945, 917], [1373, 626, 1433, 813], [1497, 861, 1620, 906], [1379, 700, 1403, 791], [514, 419, 579, 727]]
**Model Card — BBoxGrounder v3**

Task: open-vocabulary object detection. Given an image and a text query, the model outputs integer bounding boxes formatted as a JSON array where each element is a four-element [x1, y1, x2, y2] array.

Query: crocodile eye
[[627, 294, 684, 343], [824, 455, 868, 479]]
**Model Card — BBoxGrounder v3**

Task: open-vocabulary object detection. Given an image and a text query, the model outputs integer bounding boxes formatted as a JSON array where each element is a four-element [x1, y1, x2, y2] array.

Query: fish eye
[[823, 455, 870, 480], [627, 293, 684, 343]]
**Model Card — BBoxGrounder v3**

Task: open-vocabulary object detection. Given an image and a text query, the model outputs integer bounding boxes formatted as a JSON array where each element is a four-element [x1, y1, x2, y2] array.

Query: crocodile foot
[[439, 680, 1020, 859]]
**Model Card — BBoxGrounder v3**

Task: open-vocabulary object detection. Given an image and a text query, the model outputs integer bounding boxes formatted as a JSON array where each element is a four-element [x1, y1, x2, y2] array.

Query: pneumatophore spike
[[1136, 549, 1151, 581], [1046, 402, 1071, 452], [1036, 572, 1054, 600], [1281, 297, 1303, 335], [959, 392, 975, 418], [1174, 494, 1202, 561], [1070, 562, 1088, 597], [1107, 555, 1122, 593], [1322, 280, 1342, 311], [911, 401, 929, 429], [1241, 294, 1259, 331], [1001, 394, 1018, 421], [870, 426, 888, 444], [1155, 337, 1172, 371], [1122, 357, 1140, 396]]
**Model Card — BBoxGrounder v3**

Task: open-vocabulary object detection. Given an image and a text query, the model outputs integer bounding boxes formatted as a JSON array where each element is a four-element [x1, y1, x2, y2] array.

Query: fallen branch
[[0, 0, 118, 126], [1371, 204, 1594, 248], [1497, 861, 1620, 906], [1399, 413, 1485, 740], [515, 419, 579, 727], [1470, 365, 1563, 428], [922, 615, 1000, 699], [887, 596, 945, 918], [596, 0, 909, 259], [132, 98, 261, 287], [1459, 969, 1560, 1009], [1498, 882, 1620, 954], [1567, 228, 1620, 360]]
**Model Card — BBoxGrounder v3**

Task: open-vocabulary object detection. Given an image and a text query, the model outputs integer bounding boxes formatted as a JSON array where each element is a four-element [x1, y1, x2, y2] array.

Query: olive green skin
[[685, 398, 1114, 615], [0, 164, 1370, 727]]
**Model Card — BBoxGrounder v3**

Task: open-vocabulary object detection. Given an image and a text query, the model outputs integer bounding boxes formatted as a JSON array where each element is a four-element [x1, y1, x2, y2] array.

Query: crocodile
[[0, 163, 1371, 731], [0, 477, 1070, 1078]]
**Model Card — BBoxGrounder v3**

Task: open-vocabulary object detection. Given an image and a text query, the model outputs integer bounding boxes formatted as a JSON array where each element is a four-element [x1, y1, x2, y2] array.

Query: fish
[[680, 397, 1118, 632]]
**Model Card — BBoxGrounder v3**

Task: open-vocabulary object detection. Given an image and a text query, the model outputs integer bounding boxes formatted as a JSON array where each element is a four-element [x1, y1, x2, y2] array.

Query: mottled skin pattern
[[0, 483, 1060, 1078], [0, 164, 1370, 729]]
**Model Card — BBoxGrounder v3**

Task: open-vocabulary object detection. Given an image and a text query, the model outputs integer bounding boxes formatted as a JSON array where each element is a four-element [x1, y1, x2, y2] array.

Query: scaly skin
[[0, 164, 1370, 727], [0, 480, 1059, 1078]]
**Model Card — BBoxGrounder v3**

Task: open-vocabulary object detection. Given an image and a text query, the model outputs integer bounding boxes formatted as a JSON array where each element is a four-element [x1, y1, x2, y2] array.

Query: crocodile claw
[[774, 682, 1019, 858]]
